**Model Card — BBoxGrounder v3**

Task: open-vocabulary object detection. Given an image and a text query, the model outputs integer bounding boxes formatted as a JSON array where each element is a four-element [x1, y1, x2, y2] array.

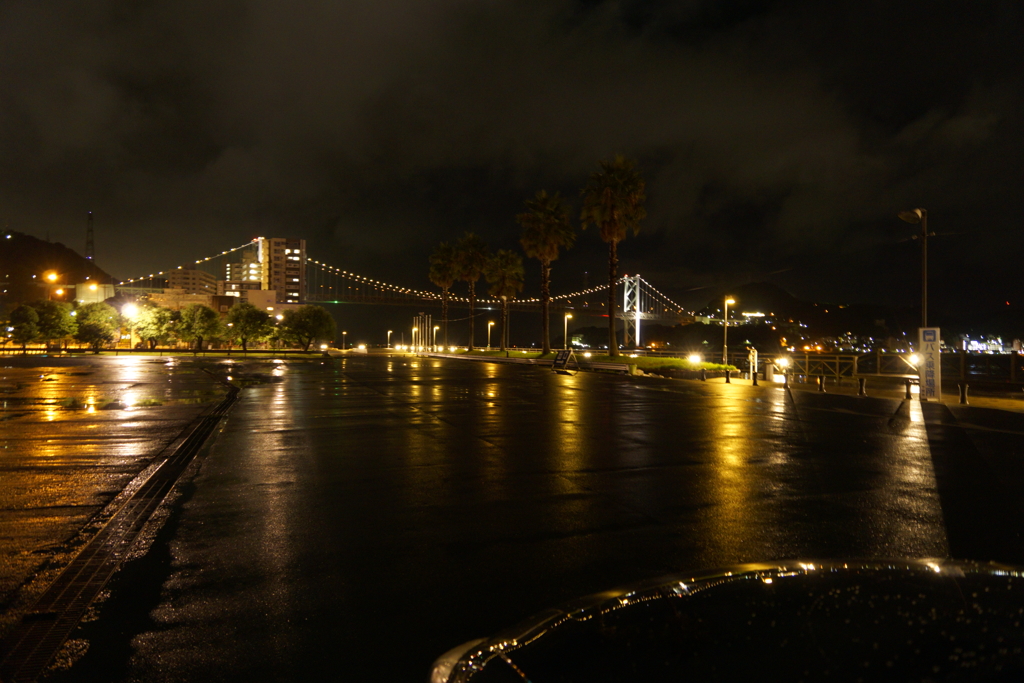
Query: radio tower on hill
[[85, 211, 95, 260]]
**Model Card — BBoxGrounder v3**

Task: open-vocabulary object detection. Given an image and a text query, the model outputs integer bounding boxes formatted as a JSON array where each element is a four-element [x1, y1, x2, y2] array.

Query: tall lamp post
[[723, 297, 735, 364], [898, 208, 930, 329], [45, 272, 58, 300], [122, 303, 138, 351], [433, 325, 439, 351], [387, 330, 392, 348], [487, 321, 495, 350], [564, 313, 573, 351]]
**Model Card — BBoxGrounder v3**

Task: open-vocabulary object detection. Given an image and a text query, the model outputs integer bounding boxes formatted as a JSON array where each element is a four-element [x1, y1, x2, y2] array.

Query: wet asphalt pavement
[[11, 353, 1024, 681], [0, 356, 229, 637]]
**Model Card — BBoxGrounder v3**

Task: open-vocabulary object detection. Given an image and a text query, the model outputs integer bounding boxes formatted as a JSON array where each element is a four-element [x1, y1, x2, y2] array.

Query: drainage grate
[[0, 386, 238, 683]]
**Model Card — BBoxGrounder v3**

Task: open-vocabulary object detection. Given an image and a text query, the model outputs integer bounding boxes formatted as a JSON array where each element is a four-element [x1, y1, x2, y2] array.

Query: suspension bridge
[[117, 239, 693, 346]]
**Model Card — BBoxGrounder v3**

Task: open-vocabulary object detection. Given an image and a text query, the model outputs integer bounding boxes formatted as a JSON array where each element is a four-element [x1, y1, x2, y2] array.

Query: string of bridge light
[[308, 260, 443, 300], [635, 276, 688, 314], [121, 239, 258, 284], [122, 246, 690, 315]]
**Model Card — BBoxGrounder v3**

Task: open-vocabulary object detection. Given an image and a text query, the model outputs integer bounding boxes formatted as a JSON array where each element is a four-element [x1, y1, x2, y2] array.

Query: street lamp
[[387, 330, 392, 348], [487, 321, 495, 350], [898, 208, 930, 329], [723, 297, 735, 364], [342, 331, 347, 350], [564, 313, 573, 351], [122, 303, 139, 350], [433, 325, 439, 351], [44, 271, 58, 300]]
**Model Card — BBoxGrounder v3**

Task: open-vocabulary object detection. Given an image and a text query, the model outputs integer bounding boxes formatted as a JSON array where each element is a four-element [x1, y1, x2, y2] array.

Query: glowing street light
[[342, 331, 347, 350], [122, 303, 139, 350], [387, 330, 392, 348], [723, 297, 735, 364], [487, 321, 495, 350], [44, 271, 59, 300], [433, 325, 439, 351], [564, 313, 573, 351]]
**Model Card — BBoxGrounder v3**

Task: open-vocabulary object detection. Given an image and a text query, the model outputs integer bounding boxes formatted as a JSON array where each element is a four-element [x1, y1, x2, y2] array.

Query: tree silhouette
[[74, 302, 119, 352], [580, 156, 646, 357], [280, 305, 336, 352], [455, 232, 489, 350], [518, 190, 575, 354], [176, 304, 223, 353], [429, 242, 458, 349], [226, 301, 273, 352], [484, 249, 524, 352]]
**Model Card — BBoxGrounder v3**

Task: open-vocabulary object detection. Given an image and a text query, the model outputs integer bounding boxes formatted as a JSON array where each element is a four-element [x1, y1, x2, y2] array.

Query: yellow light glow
[[776, 357, 790, 368], [687, 354, 701, 364]]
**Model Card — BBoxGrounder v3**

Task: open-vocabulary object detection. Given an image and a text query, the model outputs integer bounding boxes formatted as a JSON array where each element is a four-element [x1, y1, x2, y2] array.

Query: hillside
[[1, 230, 113, 312]]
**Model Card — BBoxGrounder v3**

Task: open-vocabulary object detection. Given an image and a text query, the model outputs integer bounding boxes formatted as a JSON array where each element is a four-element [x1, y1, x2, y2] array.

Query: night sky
[[2, 1, 1022, 313]]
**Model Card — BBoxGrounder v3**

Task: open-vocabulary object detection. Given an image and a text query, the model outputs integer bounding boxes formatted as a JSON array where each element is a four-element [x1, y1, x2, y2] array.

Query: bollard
[[858, 377, 866, 396], [783, 372, 789, 388], [817, 375, 826, 393], [959, 383, 969, 405], [699, 368, 706, 382], [752, 369, 758, 387], [904, 379, 912, 400], [725, 370, 731, 384]]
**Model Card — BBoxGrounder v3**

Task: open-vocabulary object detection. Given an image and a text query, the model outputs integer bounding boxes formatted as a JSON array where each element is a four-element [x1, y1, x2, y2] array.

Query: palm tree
[[484, 249, 524, 351], [580, 156, 646, 357], [428, 242, 458, 348], [454, 232, 489, 350], [517, 190, 575, 354]]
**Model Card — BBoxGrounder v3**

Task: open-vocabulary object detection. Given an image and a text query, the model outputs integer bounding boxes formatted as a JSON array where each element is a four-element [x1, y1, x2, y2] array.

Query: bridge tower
[[622, 274, 642, 349]]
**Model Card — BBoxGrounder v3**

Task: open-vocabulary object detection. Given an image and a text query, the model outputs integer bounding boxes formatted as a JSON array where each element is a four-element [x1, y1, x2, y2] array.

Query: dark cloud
[[1, 0, 1021, 312]]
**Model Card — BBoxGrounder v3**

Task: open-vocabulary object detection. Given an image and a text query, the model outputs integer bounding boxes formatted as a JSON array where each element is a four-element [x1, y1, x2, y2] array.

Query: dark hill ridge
[[694, 281, 918, 338], [692, 282, 1022, 340], [695, 282, 809, 319], [1, 230, 113, 311]]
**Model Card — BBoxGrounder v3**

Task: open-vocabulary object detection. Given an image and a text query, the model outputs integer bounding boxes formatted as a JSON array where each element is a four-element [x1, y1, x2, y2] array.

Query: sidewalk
[[703, 373, 1024, 414]]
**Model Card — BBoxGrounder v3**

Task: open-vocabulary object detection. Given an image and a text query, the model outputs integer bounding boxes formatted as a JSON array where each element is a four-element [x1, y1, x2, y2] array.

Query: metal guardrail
[[424, 352, 635, 374]]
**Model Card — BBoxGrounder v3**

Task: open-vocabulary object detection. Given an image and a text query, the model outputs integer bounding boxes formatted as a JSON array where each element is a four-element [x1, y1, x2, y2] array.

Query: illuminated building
[[257, 237, 306, 304]]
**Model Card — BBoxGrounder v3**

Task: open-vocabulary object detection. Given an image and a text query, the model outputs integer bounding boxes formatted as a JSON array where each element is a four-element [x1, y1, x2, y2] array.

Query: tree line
[[428, 156, 646, 357], [2, 299, 337, 353]]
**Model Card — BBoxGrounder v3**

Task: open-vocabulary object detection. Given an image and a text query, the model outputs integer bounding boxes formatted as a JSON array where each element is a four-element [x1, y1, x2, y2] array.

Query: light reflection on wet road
[[0, 356, 227, 635], [46, 354, 1024, 682]]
